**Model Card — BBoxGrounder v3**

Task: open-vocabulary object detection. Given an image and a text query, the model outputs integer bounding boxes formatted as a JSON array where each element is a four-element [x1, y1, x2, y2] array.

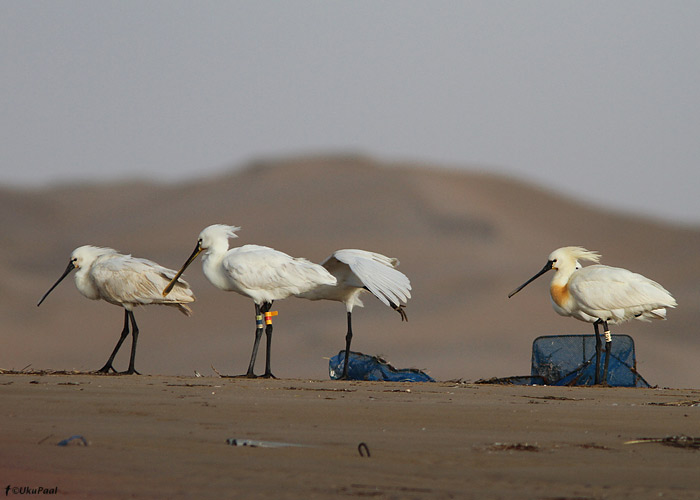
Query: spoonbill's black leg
[[593, 320, 603, 385], [339, 311, 354, 380], [121, 310, 141, 375], [338, 303, 406, 380], [601, 321, 612, 385], [96, 310, 130, 374], [260, 302, 276, 379], [244, 303, 264, 378]]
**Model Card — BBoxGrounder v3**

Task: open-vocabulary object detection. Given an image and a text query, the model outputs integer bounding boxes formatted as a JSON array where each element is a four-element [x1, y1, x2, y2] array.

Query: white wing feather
[[91, 254, 195, 311], [329, 249, 412, 308], [222, 245, 337, 302], [569, 265, 676, 322]]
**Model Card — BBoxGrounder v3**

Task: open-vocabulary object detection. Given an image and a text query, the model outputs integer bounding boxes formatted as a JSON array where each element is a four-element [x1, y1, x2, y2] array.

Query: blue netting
[[531, 334, 651, 387], [329, 351, 435, 382]]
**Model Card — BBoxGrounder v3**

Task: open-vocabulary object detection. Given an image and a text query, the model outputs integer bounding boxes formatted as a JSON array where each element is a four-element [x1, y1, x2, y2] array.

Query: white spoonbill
[[295, 249, 411, 379], [508, 246, 676, 384], [37, 245, 195, 374], [162, 224, 337, 378]]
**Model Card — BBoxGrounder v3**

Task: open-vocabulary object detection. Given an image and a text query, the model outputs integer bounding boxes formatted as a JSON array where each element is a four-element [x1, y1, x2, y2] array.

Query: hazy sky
[[2, 1, 699, 224]]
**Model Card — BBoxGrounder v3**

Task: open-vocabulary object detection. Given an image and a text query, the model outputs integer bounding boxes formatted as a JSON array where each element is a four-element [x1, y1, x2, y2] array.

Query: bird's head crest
[[549, 246, 601, 265], [198, 224, 241, 249]]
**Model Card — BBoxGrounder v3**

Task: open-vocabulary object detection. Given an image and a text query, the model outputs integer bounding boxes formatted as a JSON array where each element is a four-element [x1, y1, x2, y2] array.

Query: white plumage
[[163, 224, 337, 378], [296, 249, 411, 379], [212, 244, 339, 304], [509, 246, 676, 384], [37, 245, 195, 374], [566, 265, 673, 323]]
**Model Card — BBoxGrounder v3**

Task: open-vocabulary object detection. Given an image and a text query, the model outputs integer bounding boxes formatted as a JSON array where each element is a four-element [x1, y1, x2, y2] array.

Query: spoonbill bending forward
[[295, 249, 412, 379], [162, 224, 337, 378], [508, 247, 676, 384], [37, 246, 195, 374]]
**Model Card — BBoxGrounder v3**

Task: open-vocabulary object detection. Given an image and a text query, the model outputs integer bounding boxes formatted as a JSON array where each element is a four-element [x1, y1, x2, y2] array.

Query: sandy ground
[[1, 373, 699, 499]]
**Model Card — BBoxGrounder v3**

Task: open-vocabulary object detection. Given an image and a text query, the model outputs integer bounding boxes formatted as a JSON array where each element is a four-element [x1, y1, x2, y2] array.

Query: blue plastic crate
[[531, 334, 650, 387]]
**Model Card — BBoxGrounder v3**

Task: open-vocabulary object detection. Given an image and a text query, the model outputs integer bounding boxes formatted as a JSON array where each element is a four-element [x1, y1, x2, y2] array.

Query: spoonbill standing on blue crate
[[508, 247, 676, 385], [162, 224, 337, 378], [295, 249, 412, 379], [37, 245, 195, 374]]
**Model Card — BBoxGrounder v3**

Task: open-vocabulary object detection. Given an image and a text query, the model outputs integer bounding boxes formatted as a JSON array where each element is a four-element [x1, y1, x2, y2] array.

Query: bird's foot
[[224, 372, 259, 379], [118, 368, 141, 375], [394, 304, 408, 322], [210, 366, 259, 378], [260, 372, 277, 379], [94, 364, 117, 375]]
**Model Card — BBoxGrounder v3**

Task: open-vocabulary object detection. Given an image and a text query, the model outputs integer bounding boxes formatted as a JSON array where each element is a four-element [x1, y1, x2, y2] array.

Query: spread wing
[[327, 249, 411, 308]]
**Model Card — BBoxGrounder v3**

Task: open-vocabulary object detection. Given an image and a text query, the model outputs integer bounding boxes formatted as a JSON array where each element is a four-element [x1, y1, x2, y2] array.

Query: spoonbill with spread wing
[[162, 224, 337, 378], [508, 246, 676, 384], [295, 249, 411, 379], [37, 245, 195, 374]]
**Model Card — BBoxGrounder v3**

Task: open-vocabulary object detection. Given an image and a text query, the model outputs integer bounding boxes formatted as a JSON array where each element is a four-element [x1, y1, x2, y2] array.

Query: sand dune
[[3, 155, 699, 387]]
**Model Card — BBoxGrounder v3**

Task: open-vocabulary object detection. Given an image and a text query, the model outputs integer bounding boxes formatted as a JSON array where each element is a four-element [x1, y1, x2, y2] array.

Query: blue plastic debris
[[329, 351, 434, 382], [57, 435, 88, 446]]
